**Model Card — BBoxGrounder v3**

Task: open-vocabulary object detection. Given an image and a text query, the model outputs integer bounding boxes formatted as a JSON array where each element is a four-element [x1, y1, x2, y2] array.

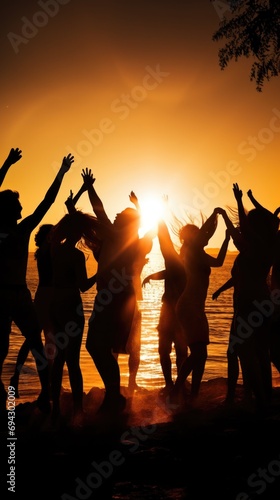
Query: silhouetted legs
[[159, 349, 173, 389], [50, 295, 84, 421], [226, 320, 240, 403], [10, 339, 30, 398], [0, 315, 10, 413], [86, 292, 136, 413], [158, 302, 188, 394], [125, 308, 142, 395], [86, 320, 121, 402], [0, 288, 51, 414], [226, 348, 239, 403], [270, 318, 280, 373], [234, 317, 272, 411], [9, 288, 56, 398], [173, 342, 207, 401]]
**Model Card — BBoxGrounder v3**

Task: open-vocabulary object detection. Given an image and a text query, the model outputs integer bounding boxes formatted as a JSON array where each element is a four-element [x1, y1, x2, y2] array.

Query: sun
[[138, 196, 166, 237]]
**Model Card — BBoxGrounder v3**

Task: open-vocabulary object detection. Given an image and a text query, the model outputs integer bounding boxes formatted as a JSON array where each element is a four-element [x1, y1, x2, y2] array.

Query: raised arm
[[0, 148, 22, 187], [71, 175, 95, 208], [157, 219, 179, 261], [215, 207, 243, 250], [76, 255, 97, 292], [142, 270, 166, 287], [233, 183, 247, 235], [212, 277, 233, 300], [64, 169, 95, 214], [21, 154, 74, 231], [129, 191, 140, 211], [65, 190, 77, 215], [81, 168, 110, 224], [195, 209, 218, 247], [247, 189, 264, 210], [247, 188, 278, 222], [71, 185, 87, 207], [207, 229, 230, 268]]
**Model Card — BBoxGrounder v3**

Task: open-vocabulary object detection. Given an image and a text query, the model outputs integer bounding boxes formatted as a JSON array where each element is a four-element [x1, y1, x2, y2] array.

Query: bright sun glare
[[138, 196, 166, 237]]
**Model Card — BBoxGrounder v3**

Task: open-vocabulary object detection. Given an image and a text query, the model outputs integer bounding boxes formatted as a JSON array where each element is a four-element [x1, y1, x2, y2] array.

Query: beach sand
[[1, 378, 280, 500]]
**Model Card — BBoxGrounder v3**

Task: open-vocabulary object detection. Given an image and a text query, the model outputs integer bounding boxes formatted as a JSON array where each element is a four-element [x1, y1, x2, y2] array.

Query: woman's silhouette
[[219, 184, 280, 410], [49, 209, 97, 423], [116, 191, 154, 395], [0, 152, 73, 414], [10, 224, 55, 397], [81, 168, 141, 413], [270, 229, 280, 374], [142, 219, 188, 396], [173, 208, 230, 403]]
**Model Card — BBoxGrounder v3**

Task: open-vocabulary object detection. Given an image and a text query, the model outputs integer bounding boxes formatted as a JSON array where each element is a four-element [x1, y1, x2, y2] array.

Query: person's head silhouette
[[0, 189, 22, 223], [34, 224, 54, 248], [113, 207, 140, 235]]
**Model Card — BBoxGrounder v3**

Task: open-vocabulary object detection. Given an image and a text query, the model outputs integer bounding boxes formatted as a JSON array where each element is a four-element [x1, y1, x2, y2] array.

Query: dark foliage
[[212, 0, 280, 91]]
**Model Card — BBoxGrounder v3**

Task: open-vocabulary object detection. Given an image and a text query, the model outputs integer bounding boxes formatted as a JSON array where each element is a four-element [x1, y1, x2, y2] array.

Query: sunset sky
[[1, 0, 280, 251]]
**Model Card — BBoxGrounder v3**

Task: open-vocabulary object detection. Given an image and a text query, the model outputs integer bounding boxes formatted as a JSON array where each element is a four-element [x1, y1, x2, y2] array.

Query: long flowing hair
[[169, 211, 207, 253], [50, 211, 102, 257]]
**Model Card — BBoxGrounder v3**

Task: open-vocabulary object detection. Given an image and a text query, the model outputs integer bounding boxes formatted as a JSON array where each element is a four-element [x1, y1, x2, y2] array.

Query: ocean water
[[3, 248, 279, 402]]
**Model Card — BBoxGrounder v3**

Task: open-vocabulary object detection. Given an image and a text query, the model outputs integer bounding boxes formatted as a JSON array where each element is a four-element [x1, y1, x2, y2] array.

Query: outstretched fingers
[[62, 154, 75, 171], [8, 147, 22, 164], [81, 167, 95, 187]]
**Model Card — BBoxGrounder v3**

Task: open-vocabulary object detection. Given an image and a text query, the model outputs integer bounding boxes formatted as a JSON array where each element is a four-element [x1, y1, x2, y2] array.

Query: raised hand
[[65, 190, 75, 211], [129, 191, 138, 206], [214, 207, 226, 216], [233, 183, 242, 201], [7, 147, 22, 165], [61, 154, 74, 173], [0, 147, 23, 187], [81, 167, 95, 189]]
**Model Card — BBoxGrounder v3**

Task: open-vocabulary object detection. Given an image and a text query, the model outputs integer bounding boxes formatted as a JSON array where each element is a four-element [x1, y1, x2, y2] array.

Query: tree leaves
[[211, 0, 280, 91]]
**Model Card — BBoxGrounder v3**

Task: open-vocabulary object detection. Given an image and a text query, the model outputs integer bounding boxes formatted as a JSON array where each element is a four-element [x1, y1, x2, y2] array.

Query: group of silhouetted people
[[1, 147, 280, 425]]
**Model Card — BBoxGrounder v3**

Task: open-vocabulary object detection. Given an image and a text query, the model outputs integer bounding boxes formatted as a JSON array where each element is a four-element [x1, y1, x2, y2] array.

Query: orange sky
[[1, 0, 280, 251]]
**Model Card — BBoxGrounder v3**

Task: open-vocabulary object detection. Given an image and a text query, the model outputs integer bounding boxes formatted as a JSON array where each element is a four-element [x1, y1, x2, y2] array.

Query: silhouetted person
[[0, 152, 74, 414], [211, 218, 248, 405], [142, 219, 188, 396], [81, 168, 141, 414], [219, 184, 280, 410], [10, 224, 55, 397], [212, 276, 239, 401], [69, 183, 153, 399], [49, 209, 97, 424], [173, 208, 230, 403], [9, 186, 96, 398], [270, 229, 280, 373], [117, 191, 154, 396]]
